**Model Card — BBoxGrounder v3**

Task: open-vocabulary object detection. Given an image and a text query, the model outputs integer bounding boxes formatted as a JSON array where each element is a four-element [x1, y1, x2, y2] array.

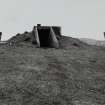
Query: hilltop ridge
[[80, 38, 105, 47]]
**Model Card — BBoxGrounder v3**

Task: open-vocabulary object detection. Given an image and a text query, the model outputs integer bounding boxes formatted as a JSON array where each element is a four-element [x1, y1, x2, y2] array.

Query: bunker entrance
[[38, 29, 51, 47]]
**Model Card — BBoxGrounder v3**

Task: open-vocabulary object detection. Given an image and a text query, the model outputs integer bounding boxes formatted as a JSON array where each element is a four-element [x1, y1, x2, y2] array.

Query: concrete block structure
[[104, 32, 105, 38], [32, 24, 61, 48], [0, 32, 2, 41]]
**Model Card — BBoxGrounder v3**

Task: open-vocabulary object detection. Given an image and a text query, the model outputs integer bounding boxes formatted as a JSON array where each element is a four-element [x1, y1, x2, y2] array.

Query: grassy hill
[[80, 38, 105, 47], [0, 36, 105, 105]]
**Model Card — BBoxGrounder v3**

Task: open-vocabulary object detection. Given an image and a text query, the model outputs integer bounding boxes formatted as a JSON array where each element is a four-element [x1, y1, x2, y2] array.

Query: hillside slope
[[0, 36, 105, 105], [80, 38, 105, 47]]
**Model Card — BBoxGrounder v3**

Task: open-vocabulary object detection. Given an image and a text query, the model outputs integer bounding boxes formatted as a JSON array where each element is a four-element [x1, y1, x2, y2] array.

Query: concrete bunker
[[32, 24, 61, 48]]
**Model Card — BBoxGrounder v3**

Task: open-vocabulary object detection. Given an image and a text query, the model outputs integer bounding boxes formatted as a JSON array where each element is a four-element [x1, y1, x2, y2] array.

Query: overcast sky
[[0, 0, 105, 40]]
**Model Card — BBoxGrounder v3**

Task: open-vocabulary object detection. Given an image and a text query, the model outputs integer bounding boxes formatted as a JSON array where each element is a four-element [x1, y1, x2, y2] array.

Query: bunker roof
[[34, 24, 61, 36]]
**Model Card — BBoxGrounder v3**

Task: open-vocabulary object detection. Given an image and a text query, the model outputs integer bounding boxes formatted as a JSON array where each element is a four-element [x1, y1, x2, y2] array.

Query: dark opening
[[38, 29, 51, 47]]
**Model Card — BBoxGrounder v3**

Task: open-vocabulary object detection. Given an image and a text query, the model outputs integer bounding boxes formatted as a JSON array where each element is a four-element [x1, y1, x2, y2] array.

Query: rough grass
[[0, 36, 105, 105]]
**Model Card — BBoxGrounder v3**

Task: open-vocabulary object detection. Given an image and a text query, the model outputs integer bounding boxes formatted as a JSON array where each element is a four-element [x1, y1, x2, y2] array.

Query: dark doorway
[[38, 29, 51, 47]]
